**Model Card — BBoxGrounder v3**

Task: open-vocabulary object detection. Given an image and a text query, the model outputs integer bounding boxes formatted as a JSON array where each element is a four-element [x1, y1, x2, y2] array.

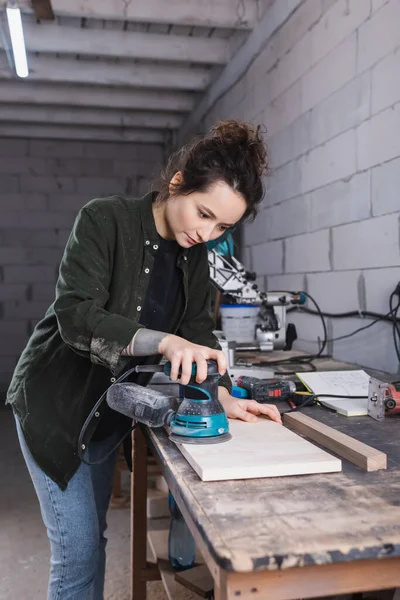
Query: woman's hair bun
[[210, 119, 268, 178]]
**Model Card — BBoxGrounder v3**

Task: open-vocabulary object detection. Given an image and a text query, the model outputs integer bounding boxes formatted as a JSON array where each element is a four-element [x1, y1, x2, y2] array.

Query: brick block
[[113, 161, 159, 178], [29, 140, 84, 158], [75, 177, 125, 196], [290, 312, 330, 355], [0, 336, 27, 356], [266, 159, 302, 205], [0, 247, 26, 264], [307, 270, 362, 313], [302, 129, 357, 193], [332, 214, 400, 270], [20, 175, 75, 194], [57, 230, 72, 248], [0, 320, 27, 338], [32, 283, 56, 303], [372, 0, 389, 11], [302, 34, 357, 113], [48, 194, 90, 212], [264, 80, 302, 137], [274, 0, 323, 63], [242, 209, 269, 246], [0, 193, 48, 212], [25, 248, 64, 266], [358, 0, 400, 72], [371, 156, 400, 216], [331, 318, 399, 374], [0, 284, 28, 301], [0, 174, 19, 193], [268, 33, 312, 102], [311, 0, 370, 66], [310, 73, 370, 148], [269, 112, 311, 168], [266, 195, 310, 239], [240, 246, 252, 270], [0, 229, 58, 248], [0, 157, 55, 175], [285, 229, 331, 273], [363, 267, 400, 314], [53, 158, 115, 177], [267, 273, 305, 292], [357, 103, 400, 170], [0, 139, 28, 157], [371, 50, 400, 116], [4, 300, 49, 320], [4, 265, 56, 283], [0, 212, 76, 229], [251, 240, 283, 275], [309, 171, 371, 231]]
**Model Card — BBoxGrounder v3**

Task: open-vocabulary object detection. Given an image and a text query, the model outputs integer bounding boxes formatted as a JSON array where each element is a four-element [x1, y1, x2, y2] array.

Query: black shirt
[[91, 235, 182, 441]]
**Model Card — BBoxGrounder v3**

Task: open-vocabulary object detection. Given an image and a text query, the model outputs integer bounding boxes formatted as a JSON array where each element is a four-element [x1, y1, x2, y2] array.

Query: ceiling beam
[[31, 0, 54, 20], [0, 104, 183, 128], [0, 55, 211, 90], [0, 81, 196, 112], [50, 0, 257, 29], [178, 0, 304, 142], [0, 123, 165, 143], [15, 22, 229, 65]]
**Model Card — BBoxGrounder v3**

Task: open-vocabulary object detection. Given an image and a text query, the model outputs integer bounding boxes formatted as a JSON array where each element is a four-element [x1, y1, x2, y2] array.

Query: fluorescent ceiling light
[[6, 5, 29, 78]]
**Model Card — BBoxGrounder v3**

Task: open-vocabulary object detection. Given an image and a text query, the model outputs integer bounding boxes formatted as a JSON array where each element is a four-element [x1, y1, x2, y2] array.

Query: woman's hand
[[218, 387, 282, 424], [158, 334, 226, 385]]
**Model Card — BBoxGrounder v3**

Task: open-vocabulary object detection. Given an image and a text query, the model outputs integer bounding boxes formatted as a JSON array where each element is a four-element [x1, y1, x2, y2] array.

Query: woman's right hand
[[158, 334, 227, 386]]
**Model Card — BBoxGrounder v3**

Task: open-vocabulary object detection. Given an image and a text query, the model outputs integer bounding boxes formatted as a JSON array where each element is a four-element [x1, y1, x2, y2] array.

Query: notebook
[[295, 370, 370, 416]]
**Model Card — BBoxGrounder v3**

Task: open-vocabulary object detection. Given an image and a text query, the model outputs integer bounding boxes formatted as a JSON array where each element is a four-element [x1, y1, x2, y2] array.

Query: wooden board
[[175, 565, 214, 598], [175, 418, 342, 482], [284, 412, 387, 471]]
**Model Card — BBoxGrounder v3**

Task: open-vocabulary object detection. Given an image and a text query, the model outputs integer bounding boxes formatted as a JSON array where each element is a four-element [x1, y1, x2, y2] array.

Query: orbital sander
[[106, 359, 231, 445]]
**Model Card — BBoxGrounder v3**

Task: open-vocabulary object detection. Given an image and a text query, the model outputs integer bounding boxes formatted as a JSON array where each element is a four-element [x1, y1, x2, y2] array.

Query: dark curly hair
[[156, 120, 269, 222]]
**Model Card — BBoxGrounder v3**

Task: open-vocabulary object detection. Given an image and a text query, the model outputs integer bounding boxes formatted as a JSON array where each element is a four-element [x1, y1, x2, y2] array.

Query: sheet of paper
[[296, 370, 370, 416]]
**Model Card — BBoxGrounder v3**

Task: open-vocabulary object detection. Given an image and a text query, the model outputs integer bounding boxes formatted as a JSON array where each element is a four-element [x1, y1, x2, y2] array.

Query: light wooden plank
[[16, 22, 229, 64], [284, 412, 387, 472], [176, 418, 341, 482]]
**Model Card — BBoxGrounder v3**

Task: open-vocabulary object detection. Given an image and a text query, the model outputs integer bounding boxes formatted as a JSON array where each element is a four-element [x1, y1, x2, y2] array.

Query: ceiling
[[0, 0, 266, 145]]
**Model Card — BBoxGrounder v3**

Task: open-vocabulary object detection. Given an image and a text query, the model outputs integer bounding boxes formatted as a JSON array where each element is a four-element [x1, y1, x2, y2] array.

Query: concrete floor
[[0, 405, 168, 600]]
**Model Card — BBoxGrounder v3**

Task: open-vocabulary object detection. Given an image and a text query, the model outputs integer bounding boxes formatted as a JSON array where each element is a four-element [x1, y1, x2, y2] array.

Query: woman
[[6, 119, 282, 599]]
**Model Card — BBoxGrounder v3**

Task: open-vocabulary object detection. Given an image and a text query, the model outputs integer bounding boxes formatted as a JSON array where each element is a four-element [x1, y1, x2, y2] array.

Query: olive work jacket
[[6, 192, 232, 490]]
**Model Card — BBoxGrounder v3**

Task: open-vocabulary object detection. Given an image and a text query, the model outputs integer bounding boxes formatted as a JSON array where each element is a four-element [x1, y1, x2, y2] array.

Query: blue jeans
[[14, 414, 122, 600]]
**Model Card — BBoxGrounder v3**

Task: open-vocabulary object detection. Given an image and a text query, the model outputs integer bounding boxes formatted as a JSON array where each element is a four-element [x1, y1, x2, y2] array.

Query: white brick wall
[[0, 137, 163, 393], [203, 0, 400, 373]]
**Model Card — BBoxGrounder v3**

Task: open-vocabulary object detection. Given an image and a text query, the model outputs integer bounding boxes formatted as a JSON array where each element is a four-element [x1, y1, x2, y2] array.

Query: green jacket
[[7, 192, 231, 490]]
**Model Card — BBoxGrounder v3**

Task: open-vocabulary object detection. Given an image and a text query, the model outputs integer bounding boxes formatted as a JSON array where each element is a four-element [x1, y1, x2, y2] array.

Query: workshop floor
[[1, 404, 399, 600], [0, 405, 168, 600]]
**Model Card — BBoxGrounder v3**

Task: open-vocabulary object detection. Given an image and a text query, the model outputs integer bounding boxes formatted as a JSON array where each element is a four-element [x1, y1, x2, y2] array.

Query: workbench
[[130, 351, 400, 600]]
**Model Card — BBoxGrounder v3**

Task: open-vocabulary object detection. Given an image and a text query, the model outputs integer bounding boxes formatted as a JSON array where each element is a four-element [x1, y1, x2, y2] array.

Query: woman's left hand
[[219, 389, 282, 424]]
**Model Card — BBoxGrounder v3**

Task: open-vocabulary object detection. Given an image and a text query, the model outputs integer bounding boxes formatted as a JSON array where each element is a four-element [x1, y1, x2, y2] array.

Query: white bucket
[[219, 304, 259, 343]]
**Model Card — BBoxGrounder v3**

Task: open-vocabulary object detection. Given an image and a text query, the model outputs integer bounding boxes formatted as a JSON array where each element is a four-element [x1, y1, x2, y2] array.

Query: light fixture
[[6, 2, 29, 78]]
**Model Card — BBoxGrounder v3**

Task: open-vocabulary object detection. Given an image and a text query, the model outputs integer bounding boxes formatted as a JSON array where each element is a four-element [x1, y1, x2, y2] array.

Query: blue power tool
[[106, 359, 231, 445]]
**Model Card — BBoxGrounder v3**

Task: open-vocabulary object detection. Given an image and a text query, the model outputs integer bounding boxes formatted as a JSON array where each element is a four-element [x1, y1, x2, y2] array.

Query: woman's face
[[163, 178, 247, 248]]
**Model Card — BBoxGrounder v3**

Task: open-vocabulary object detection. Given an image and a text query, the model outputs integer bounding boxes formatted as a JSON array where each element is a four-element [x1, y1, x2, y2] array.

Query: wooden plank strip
[[176, 565, 214, 598], [283, 412, 387, 471]]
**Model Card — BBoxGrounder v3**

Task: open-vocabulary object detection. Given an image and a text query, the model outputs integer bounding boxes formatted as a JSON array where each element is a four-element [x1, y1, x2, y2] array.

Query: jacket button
[[144, 268, 150, 274], [110, 377, 116, 383], [183, 256, 187, 261], [137, 306, 142, 311], [153, 244, 158, 250]]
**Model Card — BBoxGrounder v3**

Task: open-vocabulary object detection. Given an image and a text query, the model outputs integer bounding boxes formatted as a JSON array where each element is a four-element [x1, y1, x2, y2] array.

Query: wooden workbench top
[[144, 352, 400, 575]]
